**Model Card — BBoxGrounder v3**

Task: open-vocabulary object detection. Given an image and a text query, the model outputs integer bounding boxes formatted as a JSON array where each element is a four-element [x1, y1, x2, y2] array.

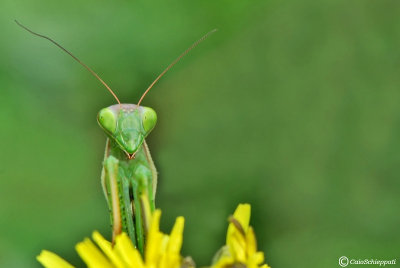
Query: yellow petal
[[167, 216, 184, 254], [140, 193, 152, 232], [226, 204, 251, 245], [148, 210, 161, 238], [232, 229, 247, 250], [115, 233, 145, 268], [233, 204, 251, 232], [92, 231, 126, 268], [159, 253, 168, 268], [37, 250, 75, 268], [230, 235, 246, 263], [145, 209, 163, 265], [160, 235, 169, 255], [159, 252, 180, 268], [75, 238, 113, 268], [246, 226, 257, 257], [166, 255, 181, 268], [247, 251, 264, 266]]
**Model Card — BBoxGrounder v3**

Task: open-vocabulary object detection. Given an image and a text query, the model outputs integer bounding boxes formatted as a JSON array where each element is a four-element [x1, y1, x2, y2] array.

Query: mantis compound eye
[[98, 108, 117, 134], [141, 107, 157, 133]]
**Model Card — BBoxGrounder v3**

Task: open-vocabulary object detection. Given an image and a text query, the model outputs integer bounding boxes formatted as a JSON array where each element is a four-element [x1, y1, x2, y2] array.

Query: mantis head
[[97, 104, 157, 158]]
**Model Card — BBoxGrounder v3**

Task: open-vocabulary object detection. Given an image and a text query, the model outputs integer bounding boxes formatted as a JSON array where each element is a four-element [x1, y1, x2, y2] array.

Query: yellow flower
[[37, 209, 186, 268], [212, 204, 270, 268], [37, 203, 270, 268]]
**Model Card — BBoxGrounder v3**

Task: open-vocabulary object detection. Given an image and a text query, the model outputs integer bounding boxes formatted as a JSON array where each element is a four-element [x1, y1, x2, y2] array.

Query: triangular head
[[97, 104, 157, 158]]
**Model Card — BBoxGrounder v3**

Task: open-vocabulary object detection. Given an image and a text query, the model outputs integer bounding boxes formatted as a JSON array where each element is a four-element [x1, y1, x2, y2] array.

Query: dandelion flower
[[212, 204, 270, 268], [37, 209, 188, 268]]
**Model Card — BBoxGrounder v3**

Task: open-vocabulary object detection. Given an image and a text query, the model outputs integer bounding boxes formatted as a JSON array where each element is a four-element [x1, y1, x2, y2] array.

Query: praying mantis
[[16, 20, 216, 254]]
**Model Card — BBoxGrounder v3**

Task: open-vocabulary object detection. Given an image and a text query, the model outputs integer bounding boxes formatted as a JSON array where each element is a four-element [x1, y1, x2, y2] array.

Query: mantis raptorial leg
[[16, 20, 216, 253]]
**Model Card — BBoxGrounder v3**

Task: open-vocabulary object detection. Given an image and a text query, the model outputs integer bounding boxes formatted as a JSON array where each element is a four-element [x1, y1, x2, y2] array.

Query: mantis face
[[97, 104, 157, 158]]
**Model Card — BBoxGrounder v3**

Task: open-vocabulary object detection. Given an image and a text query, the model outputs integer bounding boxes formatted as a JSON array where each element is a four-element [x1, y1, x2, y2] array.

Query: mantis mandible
[[16, 20, 216, 253]]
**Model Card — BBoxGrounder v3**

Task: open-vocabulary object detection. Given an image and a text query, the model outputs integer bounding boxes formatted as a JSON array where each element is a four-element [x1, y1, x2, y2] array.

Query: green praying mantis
[[16, 20, 216, 254]]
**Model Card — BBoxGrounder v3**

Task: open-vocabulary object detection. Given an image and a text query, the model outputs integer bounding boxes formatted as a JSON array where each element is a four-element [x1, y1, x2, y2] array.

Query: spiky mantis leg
[[131, 179, 144, 253], [103, 156, 122, 242], [121, 173, 136, 244], [103, 155, 138, 245], [130, 164, 154, 254], [142, 140, 157, 211]]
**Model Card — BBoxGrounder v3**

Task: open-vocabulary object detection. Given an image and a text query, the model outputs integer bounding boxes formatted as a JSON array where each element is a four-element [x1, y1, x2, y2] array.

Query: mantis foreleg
[[102, 139, 156, 251], [121, 174, 136, 244], [104, 155, 138, 246], [103, 156, 122, 242], [131, 178, 144, 254]]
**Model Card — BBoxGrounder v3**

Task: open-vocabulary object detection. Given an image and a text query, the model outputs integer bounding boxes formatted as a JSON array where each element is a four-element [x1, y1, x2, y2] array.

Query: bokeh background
[[1, 0, 400, 267]]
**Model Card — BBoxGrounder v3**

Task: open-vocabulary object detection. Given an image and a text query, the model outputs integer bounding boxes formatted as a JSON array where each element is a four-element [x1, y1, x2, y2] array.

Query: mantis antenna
[[136, 28, 217, 107], [15, 20, 121, 105], [16, 20, 217, 106]]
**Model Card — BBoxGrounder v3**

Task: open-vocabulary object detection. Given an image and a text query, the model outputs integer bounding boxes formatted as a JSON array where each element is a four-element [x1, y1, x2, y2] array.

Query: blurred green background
[[1, 0, 400, 267]]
